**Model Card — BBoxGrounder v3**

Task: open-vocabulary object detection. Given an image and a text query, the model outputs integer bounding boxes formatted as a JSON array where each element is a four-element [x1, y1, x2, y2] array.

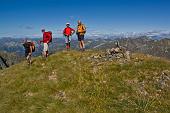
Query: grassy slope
[[0, 50, 170, 113]]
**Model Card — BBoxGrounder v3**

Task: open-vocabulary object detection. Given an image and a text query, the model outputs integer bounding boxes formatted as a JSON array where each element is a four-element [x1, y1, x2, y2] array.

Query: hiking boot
[[82, 48, 85, 52], [79, 48, 82, 51]]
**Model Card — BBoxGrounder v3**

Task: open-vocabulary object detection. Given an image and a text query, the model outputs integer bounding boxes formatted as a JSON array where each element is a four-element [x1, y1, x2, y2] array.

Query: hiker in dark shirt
[[23, 40, 35, 65]]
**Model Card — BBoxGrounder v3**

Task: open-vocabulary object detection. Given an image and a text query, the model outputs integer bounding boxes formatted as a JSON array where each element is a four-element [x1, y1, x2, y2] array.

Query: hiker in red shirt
[[40, 29, 52, 57], [63, 23, 75, 50]]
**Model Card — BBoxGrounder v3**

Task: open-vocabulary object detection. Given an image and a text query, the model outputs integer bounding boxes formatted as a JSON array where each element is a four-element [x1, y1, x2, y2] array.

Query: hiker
[[63, 23, 75, 50], [76, 20, 86, 51], [23, 40, 35, 64], [40, 29, 52, 57]]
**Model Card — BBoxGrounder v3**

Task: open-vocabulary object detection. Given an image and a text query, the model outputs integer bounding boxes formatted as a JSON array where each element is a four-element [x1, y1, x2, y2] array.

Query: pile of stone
[[90, 46, 131, 62], [106, 46, 131, 60], [155, 70, 170, 90]]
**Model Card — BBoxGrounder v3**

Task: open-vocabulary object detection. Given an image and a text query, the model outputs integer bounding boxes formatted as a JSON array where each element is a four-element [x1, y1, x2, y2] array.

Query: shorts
[[25, 52, 31, 60], [65, 36, 71, 43], [43, 43, 49, 52], [77, 35, 84, 41], [25, 52, 30, 57], [25, 49, 31, 57]]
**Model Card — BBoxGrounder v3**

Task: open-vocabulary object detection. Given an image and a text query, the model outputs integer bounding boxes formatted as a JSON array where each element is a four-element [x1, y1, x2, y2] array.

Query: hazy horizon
[[1, 0, 170, 38]]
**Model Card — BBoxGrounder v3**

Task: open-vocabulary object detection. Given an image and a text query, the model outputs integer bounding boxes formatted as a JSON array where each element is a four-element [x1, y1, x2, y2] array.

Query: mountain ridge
[[0, 36, 169, 69], [0, 50, 170, 113]]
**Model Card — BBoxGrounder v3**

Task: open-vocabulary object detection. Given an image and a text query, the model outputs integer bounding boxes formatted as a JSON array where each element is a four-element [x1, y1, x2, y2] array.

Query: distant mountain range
[[87, 30, 170, 40], [0, 32, 169, 67]]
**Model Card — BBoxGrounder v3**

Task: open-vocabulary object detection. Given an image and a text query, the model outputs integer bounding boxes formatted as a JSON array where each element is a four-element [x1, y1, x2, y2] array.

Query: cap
[[66, 23, 70, 25], [41, 29, 45, 32], [27, 40, 32, 42]]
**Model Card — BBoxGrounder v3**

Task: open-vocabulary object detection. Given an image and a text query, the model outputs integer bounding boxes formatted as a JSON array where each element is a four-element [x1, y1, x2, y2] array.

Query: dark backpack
[[31, 42, 35, 52], [23, 42, 35, 52]]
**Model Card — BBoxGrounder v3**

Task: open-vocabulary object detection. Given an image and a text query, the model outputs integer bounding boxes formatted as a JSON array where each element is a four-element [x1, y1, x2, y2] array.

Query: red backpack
[[43, 32, 52, 43]]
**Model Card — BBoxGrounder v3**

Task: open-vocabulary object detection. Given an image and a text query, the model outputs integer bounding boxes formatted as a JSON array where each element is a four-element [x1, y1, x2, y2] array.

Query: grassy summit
[[0, 50, 170, 113]]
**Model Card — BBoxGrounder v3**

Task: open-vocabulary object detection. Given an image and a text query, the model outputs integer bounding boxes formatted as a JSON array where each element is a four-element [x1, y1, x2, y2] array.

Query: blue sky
[[0, 0, 170, 38]]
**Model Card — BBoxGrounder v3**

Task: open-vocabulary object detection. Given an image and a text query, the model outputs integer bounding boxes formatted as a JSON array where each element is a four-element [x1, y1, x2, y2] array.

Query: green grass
[[0, 50, 170, 113]]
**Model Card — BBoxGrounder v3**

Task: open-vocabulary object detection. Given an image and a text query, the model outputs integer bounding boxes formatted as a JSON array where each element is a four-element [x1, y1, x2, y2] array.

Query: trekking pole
[[0, 64, 2, 70], [38, 41, 43, 57], [0, 56, 9, 68], [38, 42, 42, 52]]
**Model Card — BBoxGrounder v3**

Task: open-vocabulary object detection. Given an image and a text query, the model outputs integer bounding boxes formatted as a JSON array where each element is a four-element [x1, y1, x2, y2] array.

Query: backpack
[[77, 24, 86, 35], [31, 42, 35, 52], [23, 42, 35, 52], [48, 31, 52, 43], [82, 25, 86, 34]]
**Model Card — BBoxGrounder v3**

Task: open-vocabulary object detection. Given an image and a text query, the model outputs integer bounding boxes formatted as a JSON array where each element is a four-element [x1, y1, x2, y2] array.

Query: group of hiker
[[63, 20, 86, 51], [23, 20, 86, 64]]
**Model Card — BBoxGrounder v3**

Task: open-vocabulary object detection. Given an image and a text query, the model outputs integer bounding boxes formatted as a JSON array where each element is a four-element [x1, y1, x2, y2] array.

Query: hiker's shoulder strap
[[82, 24, 86, 30], [23, 42, 30, 46]]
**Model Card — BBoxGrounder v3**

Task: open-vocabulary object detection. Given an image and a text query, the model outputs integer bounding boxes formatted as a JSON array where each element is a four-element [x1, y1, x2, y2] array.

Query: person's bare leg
[[43, 51, 46, 57], [29, 55, 32, 64], [68, 42, 71, 49], [80, 41, 85, 51], [46, 51, 49, 57], [27, 54, 31, 65], [79, 41, 83, 49], [81, 41, 85, 49], [26, 55, 29, 64]]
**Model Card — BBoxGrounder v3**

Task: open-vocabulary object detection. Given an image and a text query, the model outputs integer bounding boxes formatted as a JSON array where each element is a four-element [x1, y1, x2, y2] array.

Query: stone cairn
[[90, 42, 131, 61]]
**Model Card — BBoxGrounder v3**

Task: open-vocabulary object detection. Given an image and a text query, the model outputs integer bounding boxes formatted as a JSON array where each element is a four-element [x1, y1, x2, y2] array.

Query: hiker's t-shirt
[[63, 27, 75, 36], [77, 24, 86, 35]]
